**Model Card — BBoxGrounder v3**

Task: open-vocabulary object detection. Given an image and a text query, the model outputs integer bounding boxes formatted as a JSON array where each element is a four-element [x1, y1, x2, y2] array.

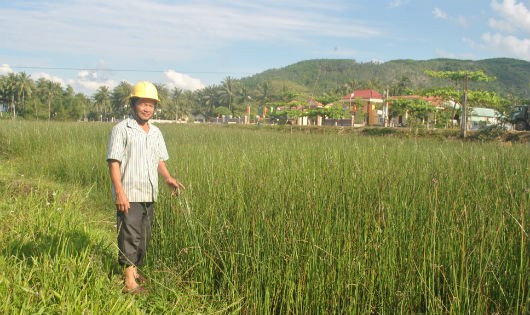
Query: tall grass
[[0, 168, 137, 314], [0, 121, 528, 314], [155, 125, 528, 314], [0, 121, 111, 205]]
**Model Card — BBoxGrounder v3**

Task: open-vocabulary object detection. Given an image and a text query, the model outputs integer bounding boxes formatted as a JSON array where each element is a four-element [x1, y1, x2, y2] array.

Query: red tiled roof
[[341, 89, 383, 100], [307, 99, 324, 108]]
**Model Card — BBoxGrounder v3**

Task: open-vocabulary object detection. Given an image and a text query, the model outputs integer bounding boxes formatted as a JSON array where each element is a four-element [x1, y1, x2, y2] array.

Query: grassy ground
[[0, 121, 528, 314], [0, 122, 226, 314]]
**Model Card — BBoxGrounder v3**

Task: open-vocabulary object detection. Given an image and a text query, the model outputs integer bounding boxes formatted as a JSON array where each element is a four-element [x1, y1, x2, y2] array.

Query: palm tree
[[170, 87, 183, 121], [5, 73, 17, 119], [236, 84, 252, 104], [111, 81, 132, 119], [236, 84, 253, 120], [180, 90, 194, 120], [154, 84, 169, 118], [42, 80, 62, 120], [256, 81, 272, 106], [16, 72, 33, 115], [0, 76, 6, 117], [198, 86, 219, 117], [218, 76, 237, 112], [93, 86, 110, 121]]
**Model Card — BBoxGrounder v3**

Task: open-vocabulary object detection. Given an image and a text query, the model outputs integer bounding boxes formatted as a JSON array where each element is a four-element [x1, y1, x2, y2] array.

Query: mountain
[[239, 58, 530, 99]]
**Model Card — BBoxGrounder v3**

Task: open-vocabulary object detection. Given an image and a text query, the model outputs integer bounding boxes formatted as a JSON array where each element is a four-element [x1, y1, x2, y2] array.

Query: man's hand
[[158, 161, 185, 196], [115, 191, 131, 213], [166, 177, 186, 196]]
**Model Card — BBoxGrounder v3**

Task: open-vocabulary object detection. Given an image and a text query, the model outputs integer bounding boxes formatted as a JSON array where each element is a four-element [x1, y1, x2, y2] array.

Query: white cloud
[[488, 18, 515, 33], [433, 8, 447, 19], [67, 70, 118, 94], [388, 0, 410, 8], [32, 72, 65, 86], [432, 7, 468, 26], [2, 63, 203, 95], [491, 0, 530, 33], [0, 64, 13, 75], [31, 69, 119, 95], [482, 32, 530, 59], [0, 0, 382, 94], [163, 70, 205, 92], [0, 0, 380, 64], [481, 1, 530, 60]]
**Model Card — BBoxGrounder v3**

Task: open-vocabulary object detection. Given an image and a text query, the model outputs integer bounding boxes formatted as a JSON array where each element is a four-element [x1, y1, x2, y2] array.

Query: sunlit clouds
[[163, 70, 205, 92], [482, 0, 530, 59]]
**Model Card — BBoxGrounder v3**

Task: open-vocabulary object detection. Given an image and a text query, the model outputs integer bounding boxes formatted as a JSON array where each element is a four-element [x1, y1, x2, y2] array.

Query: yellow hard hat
[[131, 81, 160, 102]]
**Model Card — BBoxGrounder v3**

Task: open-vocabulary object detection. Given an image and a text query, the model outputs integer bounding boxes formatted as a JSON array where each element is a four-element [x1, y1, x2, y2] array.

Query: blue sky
[[1, 0, 529, 94]]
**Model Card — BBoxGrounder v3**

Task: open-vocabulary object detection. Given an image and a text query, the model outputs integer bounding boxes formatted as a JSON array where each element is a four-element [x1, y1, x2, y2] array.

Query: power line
[[10, 65, 253, 75]]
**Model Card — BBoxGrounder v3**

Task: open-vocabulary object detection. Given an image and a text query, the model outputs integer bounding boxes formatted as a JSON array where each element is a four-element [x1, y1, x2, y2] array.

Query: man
[[107, 81, 185, 294]]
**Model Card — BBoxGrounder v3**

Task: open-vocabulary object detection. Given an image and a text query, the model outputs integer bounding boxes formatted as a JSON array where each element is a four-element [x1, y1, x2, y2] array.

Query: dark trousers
[[117, 202, 154, 266]]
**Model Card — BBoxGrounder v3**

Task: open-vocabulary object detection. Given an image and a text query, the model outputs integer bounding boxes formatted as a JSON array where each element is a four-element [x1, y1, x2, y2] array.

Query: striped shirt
[[107, 117, 169, 202]]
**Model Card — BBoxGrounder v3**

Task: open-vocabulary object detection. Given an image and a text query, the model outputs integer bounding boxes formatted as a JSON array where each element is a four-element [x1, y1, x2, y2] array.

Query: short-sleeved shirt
[[106, 117, 169, 202]]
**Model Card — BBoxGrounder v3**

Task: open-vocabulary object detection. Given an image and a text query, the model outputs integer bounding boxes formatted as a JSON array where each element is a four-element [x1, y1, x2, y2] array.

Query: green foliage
[[423, 87, 462, 100], [389, 98, 438, 125], [424, 69, 495, 82], [2, 58, 530, 123], [468, 124, 507, 141], [241, 58, 530, 100], [213, 106, 231, 117], [360, 127, 398, 136]]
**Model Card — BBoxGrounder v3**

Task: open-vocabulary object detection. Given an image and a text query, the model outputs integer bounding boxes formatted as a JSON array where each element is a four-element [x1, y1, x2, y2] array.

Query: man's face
[[133, 98, 156, 122]]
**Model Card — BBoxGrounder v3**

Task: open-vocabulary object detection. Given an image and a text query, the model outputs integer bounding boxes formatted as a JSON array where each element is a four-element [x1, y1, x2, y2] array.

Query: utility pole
[[384, 89, 389, 127], [424, 70, 494, 138], [461, 74, 468, 138], [349, 93, 354, 127]]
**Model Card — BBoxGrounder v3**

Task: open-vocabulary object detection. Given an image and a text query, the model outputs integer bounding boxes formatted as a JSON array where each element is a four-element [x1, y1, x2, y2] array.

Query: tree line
[[0, 69, 522, 125], [0, 73, 292, 121]]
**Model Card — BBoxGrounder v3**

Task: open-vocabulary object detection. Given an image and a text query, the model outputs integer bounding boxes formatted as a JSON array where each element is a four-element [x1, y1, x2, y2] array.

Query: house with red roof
[[340, 89, 384, 126]]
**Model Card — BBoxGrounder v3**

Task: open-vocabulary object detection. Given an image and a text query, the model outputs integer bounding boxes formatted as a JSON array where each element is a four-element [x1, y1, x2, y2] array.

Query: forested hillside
[[240, 58, 530, 99]]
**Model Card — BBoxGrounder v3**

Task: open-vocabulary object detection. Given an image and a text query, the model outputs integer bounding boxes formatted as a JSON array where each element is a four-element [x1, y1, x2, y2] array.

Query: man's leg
[[136, 202, 155, 267], [117, 203, 145, 290]]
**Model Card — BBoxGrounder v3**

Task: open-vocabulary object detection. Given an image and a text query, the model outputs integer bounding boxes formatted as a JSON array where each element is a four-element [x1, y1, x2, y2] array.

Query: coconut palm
[[44, 80, 62, 120], [0, 76, 6, 116], [198, 86, 219, 117], [16, 72, 33, 115], [236, 84, 252, 104], [180, 90, 194, 119], [111, 81, 132, 119], [170, 87, 183, 121], [218, 76, 237, 112], [93, 86, 111, 121], [256, 81, 272, 106], [154, 84, 169, 118], [5, 73, 17, 119]]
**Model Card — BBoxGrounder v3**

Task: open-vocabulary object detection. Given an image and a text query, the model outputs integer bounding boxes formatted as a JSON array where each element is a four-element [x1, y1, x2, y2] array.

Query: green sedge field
[[0, 121, 528, 314]]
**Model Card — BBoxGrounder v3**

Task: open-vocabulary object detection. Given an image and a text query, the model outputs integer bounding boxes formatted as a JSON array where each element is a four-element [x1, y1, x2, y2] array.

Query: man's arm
[[108, 159, 130, 213], [158, 160, 185, 195]]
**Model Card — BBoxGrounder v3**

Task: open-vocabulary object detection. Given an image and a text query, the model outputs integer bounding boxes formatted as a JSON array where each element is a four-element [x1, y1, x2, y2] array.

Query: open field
[[0, 121, 528, 314]]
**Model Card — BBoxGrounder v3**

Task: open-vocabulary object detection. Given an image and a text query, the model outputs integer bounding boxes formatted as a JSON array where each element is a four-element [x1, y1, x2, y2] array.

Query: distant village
[[158, 89, 504, 131]]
